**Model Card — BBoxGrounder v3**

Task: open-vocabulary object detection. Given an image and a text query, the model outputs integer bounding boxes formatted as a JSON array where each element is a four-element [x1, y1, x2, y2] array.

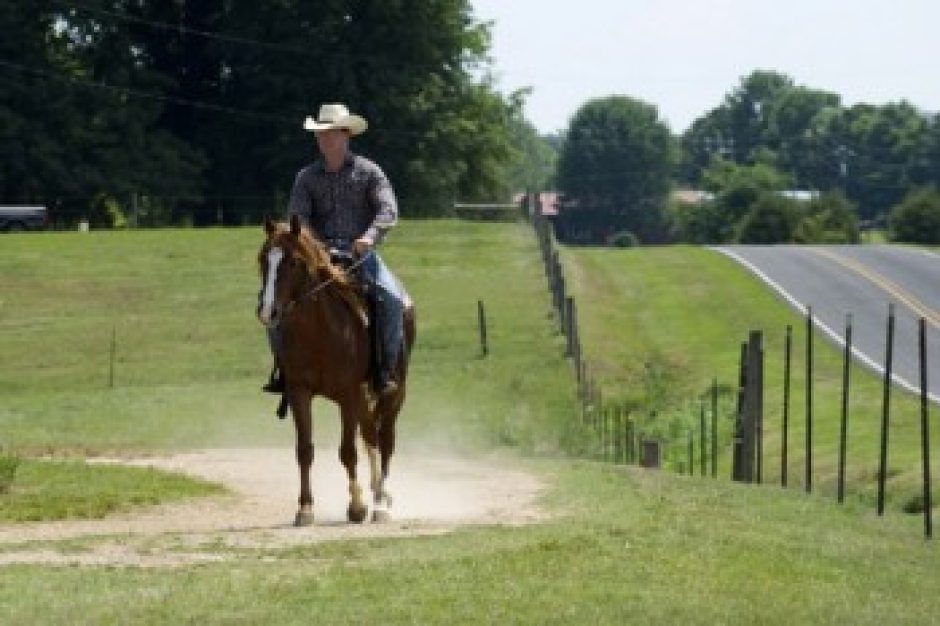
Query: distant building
[[514, 192, 560, 218]]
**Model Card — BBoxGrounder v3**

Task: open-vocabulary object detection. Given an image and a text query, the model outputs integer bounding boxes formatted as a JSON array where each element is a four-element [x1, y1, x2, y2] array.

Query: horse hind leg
[[368, 394, 401, 523], [365, 441, 392, 523], [339, 411, 368, 523]]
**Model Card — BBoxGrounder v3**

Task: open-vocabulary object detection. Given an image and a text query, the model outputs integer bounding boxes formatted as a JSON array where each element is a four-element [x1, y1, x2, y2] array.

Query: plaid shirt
[[287, 152, 398, 245]]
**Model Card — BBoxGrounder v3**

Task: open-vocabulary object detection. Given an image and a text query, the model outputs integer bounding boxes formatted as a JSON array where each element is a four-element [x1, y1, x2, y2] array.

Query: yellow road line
[[811, 247, 940, 328]]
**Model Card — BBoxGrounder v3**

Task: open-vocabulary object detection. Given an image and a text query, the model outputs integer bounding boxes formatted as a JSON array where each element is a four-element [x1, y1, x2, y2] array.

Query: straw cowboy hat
[[303, 103, 368, 135]]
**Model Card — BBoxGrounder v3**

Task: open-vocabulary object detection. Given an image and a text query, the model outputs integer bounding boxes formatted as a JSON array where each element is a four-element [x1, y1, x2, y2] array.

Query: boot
[[262, 365, 285, 394], [377, 368, 398, 397]]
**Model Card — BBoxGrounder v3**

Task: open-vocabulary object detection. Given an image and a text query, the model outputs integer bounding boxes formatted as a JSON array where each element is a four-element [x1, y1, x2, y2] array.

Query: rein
[[280, 249, 373, 320]]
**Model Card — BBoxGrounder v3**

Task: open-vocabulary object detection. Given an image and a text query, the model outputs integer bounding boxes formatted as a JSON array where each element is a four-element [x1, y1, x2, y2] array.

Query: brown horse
[[257, 215, 415, 525]]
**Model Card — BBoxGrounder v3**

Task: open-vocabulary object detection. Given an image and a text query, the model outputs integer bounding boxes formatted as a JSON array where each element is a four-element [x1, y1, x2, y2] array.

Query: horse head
[[257, 214, 347, 328]]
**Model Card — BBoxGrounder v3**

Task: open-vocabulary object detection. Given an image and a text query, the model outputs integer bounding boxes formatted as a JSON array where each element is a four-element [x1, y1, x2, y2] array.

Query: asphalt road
[[715, 245, 940, 402]]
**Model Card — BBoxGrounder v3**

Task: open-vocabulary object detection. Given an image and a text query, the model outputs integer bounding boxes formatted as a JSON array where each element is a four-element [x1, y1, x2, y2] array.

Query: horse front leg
[[340, 403, 368, 523], [290, 387, 315, 527]]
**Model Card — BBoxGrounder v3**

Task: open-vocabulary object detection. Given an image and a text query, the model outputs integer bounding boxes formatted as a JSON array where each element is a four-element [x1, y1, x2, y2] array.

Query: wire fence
[[528, 193, 934, 540]]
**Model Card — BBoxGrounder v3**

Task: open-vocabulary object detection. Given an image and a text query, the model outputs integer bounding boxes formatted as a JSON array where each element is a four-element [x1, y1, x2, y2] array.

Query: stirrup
[[262, 368, 284, 394]]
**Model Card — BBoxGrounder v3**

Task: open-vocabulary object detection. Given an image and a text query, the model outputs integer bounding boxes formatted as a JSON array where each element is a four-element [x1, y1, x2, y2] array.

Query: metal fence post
[[838, 314, 852, 504], [920, 317, 933, 539], [806, 306, 814, 494], [878, 304, 895, 516]]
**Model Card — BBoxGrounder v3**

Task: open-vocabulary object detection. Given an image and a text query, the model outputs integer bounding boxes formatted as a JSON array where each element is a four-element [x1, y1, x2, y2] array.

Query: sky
[[470, 0, 940, 135]]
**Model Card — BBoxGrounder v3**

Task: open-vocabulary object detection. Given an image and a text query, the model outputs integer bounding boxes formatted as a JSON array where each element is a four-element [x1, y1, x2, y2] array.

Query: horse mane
[[269, 222, 365, 321]]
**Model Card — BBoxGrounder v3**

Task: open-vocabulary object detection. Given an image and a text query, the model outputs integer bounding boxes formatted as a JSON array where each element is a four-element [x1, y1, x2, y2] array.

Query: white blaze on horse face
[[259, 246, 284, 326]]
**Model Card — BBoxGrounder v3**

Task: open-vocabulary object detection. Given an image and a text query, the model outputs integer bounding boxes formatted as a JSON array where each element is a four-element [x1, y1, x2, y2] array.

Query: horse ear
[[289, 214, 302, 236], [263, 215, 276, 235]]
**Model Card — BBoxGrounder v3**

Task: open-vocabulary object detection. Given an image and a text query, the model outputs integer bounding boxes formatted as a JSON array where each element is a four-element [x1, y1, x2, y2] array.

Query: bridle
[[276, 248, 373, 322]]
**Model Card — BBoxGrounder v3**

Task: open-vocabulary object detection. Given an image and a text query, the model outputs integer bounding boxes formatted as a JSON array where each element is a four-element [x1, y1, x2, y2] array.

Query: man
[[265, 103, 405, 397]]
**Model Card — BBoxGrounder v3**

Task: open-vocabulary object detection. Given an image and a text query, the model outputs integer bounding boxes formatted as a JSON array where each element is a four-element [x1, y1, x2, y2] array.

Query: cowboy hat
[[302, 103, 368, 135]]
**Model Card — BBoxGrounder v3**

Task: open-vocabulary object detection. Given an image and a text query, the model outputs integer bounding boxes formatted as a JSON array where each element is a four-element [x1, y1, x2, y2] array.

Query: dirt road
[[0, 448, 546, 567]]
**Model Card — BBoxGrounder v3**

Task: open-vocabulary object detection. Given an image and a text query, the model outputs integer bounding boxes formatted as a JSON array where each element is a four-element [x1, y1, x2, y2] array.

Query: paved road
[[715, 245, 940, 402]]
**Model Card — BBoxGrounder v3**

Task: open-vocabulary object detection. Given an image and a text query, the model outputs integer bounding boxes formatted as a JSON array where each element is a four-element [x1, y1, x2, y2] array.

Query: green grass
[[2, 223, 940, 623], [0, 221, 578, 520], [0, 222, 577, 454], [0, 461, 937, 624], [560, 245, 938, 512], [0, 460, 222, 522]]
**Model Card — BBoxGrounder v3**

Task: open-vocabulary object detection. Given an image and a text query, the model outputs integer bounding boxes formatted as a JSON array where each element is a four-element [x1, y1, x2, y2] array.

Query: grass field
[[1, 462, 938, 624], [0, 221, 578, 519], [1, 222, 939, 624], [560, 245, 938, 511]]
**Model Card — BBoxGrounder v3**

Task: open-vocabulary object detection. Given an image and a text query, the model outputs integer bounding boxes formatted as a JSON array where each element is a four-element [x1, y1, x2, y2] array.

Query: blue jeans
[[359, 251, 405, 373]]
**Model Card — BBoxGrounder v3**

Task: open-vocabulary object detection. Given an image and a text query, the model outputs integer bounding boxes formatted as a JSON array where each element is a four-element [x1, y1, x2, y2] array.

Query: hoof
[[372, 508, 391, 523], [347, 502, 368, 524], [294, 507, 314, 527]]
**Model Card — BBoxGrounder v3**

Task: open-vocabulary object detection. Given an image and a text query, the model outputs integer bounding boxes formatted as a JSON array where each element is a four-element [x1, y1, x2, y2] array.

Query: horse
[[257, 215, 415, 526]]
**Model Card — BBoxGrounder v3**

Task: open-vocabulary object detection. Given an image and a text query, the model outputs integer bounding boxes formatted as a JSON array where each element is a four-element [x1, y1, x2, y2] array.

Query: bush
[[608, 231, 640, 248], [0, 453, 19, 494], [795, 191, 860, 243], [889, 186, 940, 244], [736, 193, 801, 244]]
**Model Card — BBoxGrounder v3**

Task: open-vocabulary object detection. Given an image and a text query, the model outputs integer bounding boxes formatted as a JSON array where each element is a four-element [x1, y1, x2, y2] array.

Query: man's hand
[[353, 237, 373, 256]]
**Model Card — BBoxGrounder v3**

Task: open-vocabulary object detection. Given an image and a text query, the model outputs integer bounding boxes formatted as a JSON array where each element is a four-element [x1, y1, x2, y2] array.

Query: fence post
[[711, 378, 718, 479], [755, 331, 764, 484], [782, 325, 791, 487], [878, 304, 895, 516], [838, 314, 852, 504], [688, 430, 694, 476], [733, 342, 747, 481], [741, 331, 763, 484], [806, 306, 814, 494], [477, 300, 488, 357], [920, 317, 933, 539], [108, 325, 117, 388], [626, 418, 635, 464], [565, 297, 575, 357], [700, 401, 707, 476]]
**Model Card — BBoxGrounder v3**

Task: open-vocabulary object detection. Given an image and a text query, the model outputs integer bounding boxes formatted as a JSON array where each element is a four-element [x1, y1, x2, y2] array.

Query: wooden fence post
[[477, 300, 488, 357], [108, 325, 117, 388]]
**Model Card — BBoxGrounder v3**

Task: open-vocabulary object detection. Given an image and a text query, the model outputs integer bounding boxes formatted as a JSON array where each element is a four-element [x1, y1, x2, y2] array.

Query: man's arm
[[361, 166, 398, 246], [286, 169, 312, 226]]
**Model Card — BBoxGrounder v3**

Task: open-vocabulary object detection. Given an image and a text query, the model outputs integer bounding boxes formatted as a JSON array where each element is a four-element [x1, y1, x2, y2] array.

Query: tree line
[[1, 0, 544, 226], [551, 70, 940, 245]]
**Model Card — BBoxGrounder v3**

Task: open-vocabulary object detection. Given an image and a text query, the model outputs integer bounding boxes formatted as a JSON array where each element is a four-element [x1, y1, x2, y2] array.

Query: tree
[[2, 0, 522, 223], [670, 159, 793, 244], [889, 186, 940, 243], [505, 93, 558, 193], [0, 1, 205, 225], [736, 193, 800, 244], [679, 70, 794, 184], [794, 191, 859, 243], [556, 95, 675, 243]]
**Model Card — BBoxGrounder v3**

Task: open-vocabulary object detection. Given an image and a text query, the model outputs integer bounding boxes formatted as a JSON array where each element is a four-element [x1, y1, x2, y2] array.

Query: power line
[[54, 0, 473, 75], [0, 58, 476, 140], [0, 58, 295, 124]]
